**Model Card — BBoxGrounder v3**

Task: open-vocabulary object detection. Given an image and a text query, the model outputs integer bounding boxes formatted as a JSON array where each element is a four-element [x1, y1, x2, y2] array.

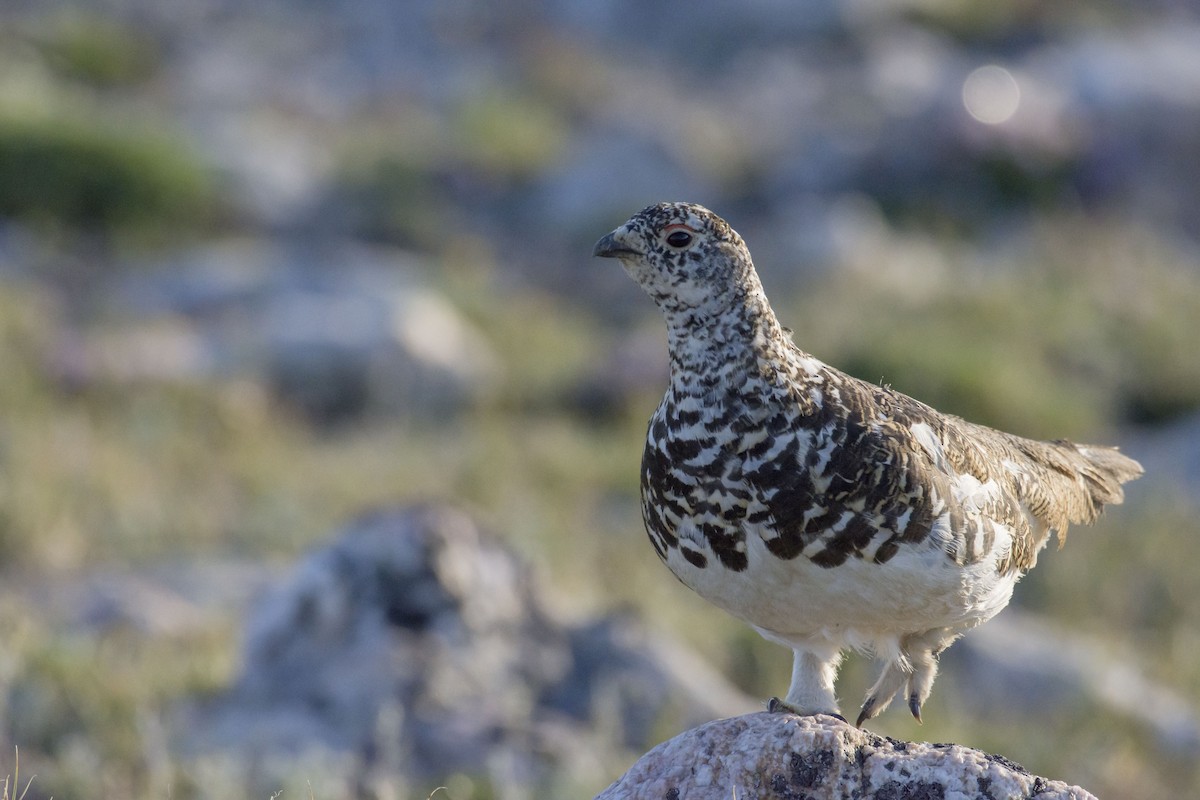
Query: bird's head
[[593, 202, 756, 318]]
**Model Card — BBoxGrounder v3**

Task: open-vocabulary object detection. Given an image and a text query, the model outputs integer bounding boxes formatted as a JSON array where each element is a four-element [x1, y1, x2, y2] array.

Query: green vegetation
[[454, 90, 569, 180], [331, 89, 568, 247], [0, 114, 215, 247], [900, 0, 1130, 43], [782, 216, 1200, 438], [32, 13, 162, 88], [333, 143, 452, 248], [0, 19, 214, 249]]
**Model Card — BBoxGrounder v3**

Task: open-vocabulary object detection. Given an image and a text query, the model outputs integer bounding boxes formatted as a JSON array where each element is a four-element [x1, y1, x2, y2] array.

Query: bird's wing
[[755, 358, 1140, 574], [750, 367, 1032, 571]]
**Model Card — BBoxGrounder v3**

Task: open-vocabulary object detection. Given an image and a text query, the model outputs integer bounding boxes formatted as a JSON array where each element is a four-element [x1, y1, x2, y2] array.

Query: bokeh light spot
[[962, 65, 1021, 124]]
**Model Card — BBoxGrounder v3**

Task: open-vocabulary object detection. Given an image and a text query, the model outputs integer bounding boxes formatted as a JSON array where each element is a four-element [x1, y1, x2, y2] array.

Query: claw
[[766, 697, 846, 723], [908, 694, 923, 724], [855, 696, 876, 728]]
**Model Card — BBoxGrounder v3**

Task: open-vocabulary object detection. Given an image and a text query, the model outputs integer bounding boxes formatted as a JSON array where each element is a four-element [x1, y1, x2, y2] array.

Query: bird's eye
[[665, 230, 693, 248]]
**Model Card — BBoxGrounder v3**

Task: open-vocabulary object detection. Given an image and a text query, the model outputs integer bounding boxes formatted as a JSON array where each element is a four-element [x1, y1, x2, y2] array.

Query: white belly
[[661, 517, 1020, 651]]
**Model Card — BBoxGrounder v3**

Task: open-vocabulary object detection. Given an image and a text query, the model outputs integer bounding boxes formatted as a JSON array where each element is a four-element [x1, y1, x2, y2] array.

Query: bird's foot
[[857, 690, 925, 726], [766, 696, 789, 713], [766, 697, 847, 723]]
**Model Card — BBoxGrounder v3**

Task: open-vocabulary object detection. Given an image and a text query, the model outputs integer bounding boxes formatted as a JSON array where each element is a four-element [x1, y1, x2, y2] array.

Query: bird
[[592, 201, 1143, 726]]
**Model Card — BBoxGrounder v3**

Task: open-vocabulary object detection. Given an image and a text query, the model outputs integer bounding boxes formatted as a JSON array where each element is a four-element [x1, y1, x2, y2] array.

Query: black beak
[[592, 232, 640, 259]]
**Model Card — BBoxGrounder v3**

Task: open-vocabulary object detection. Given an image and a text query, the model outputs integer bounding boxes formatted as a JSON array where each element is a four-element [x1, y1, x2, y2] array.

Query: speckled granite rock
[[597, 712, 1095, 800]]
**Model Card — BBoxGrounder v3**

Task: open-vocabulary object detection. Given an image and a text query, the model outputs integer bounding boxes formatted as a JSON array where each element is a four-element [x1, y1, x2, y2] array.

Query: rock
[[176, 504, 754, 796], [1119, 412, 1200, 502], [567, 324, 669, 419], [597, 713, 1096, 800], [100, 239, 500, 423], [954, 611, 1200, 759]]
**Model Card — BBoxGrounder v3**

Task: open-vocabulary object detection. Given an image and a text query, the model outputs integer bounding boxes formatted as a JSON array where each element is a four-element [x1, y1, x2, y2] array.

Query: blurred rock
[[17, 560, 281, 637], [568, 325, 668, 419], [89, 240, 500, 423], [598, 712, 1095, 800], [53, 317, 215, 387], [1120, 413, 1200, 502], [955, 611, 1200, 759], [177, 504, 754, 796]]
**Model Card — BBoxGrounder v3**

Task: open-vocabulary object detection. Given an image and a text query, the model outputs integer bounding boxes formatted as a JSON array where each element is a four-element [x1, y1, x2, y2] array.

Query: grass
[[1, 748, 35, 800], [453, 89, 569, 180], [0, 113, 215, 248], [0, 24, 214, 250], [31, 12, 162, 88], [328, 87, 569, 249]]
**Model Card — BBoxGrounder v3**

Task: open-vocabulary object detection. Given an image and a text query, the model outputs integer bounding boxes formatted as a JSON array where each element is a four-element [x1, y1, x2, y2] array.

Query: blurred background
[[0, 0, 1198, 798]]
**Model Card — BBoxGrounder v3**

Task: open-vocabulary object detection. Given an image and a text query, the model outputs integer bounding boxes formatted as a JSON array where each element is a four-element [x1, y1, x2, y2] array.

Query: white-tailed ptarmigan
[[593, 201, 1143, 725]]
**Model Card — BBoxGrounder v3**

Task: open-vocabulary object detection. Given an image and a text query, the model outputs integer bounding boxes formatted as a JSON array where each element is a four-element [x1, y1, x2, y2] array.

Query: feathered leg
[[856, 659, 909, 726], [904, 630, 959, 723], [768, 644, 844, 720], [858, 628, 960, 726]]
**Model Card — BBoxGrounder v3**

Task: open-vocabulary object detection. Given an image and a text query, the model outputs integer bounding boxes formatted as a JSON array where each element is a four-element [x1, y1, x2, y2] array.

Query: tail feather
[[1075, 443, 1145, 503], [1009, 437, 1143, 542]]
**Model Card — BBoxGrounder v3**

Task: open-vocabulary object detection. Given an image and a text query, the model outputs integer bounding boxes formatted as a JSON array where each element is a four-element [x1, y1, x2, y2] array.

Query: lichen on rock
[[597, 712, 1096, 800]]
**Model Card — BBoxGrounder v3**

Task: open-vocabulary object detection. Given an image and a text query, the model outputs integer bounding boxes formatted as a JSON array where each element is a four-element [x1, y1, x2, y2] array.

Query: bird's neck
[[662, 279, 790, 389]]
